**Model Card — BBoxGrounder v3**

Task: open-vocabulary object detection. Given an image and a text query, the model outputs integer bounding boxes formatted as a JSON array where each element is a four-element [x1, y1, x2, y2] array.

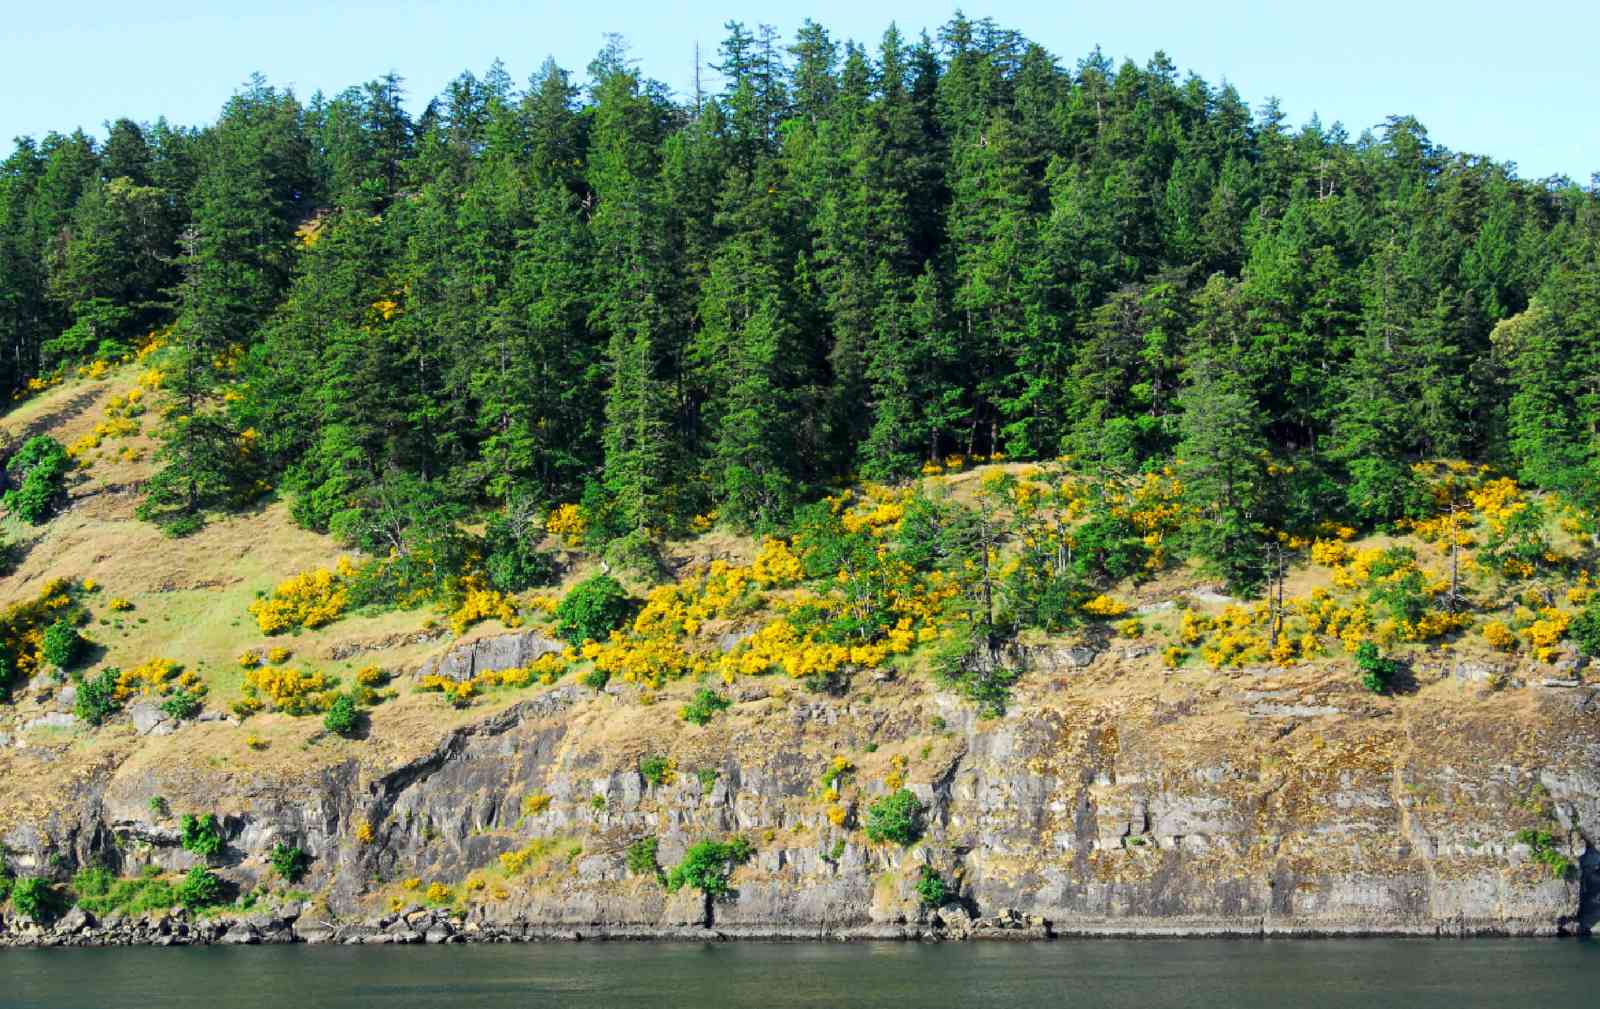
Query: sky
[[4, 0, 1596, 181]]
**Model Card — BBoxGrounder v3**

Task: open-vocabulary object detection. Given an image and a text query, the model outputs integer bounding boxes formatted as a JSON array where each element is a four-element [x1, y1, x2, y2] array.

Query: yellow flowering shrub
[[1082, 594, 1129, 618], [884, 754, 909, 791], [113, 658, 196, 702], [522, 792, 552, 816], [449, 579, 521, 636], [355, 821, 375, 844], [108, 597, 133, 612], [425, 882, 452, 904], [249, 558, 358, 634], [545, 504, 585, 545], [1482, 620, 1517, 651], [242, 665, 336, 715]]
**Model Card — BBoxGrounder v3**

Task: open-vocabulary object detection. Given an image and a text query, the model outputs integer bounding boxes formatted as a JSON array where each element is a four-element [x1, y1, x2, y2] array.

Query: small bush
[[696, 768, 719, 795], [269, 842, 309, 884], [3, 435, 70, 524], [174, 867, 223, 909], [680, 687, 731, 726], [554, 574, 632, 645], [864, 789, 924, 846], [664, 837, 754, 899], [1569, 603, 1600, 658], [483, 514, 556, 593], [179, 813, 224, 858], [914, 866, 948, 907], [11, 876, 55, 920], [581, 667, 610, 691], [322, 693, 360, 737], [625, 835, 661, 880], [160, 688, 202, 721], [1354, 641, 1401, 694], [1516, 829, 1572, 879], [639, 755, 672, 787], [74, 667, 121, 726], [41, 618, 84, 670]]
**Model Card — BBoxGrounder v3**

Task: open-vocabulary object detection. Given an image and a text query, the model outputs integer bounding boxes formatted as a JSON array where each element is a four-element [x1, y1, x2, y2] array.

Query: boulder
[[128, 702, 175, 737]]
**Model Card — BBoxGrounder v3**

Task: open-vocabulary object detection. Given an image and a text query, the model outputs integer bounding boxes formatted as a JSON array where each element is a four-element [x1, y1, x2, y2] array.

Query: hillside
[[0, 361, 1594, 943]]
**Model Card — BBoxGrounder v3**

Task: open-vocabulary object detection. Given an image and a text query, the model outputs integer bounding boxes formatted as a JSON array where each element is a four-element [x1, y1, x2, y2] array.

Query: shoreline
[[2, 907, 1586, 948]]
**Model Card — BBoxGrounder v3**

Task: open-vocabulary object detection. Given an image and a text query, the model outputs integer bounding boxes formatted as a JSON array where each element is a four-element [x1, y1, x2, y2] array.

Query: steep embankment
[[0, 367, 1595, 946], [0, 622, 1594, 944]]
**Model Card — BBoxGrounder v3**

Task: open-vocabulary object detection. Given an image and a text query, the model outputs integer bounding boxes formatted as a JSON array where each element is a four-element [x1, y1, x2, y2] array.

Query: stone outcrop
[[0, 632, 1595, 944]]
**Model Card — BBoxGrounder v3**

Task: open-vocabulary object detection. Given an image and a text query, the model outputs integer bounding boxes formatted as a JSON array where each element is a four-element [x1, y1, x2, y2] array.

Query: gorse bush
[[865, 789, 925, 846], [554, 574, 631, 645], [638, 755, 672, 787]]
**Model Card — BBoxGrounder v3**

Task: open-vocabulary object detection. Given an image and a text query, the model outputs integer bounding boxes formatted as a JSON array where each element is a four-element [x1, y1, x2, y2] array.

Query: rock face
[[415, 631, 566, 683], [0, 634, 1595, 943]]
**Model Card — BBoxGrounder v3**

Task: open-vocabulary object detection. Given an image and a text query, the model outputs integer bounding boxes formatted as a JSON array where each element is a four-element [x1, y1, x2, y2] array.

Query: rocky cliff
[[0, 629, 1594, 945]]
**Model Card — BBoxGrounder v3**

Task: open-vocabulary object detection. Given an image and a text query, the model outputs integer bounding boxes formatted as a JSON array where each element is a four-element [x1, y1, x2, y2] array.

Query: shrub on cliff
[[175, 867, 223, 909], [865, 789, 924, 846], [74, 667, 121, 725], [679, 687, 731, 726], [269, 842, 309, 884], [322, 693, 360, 737], [1355, 641, 1401, 694], [625, 836, 662, 882], [11, 876, 55, 919], [915, 866, 949, 907], [664, 837, 754, 899], [179, 813, 224, 858], [554, 574, 631, 645]]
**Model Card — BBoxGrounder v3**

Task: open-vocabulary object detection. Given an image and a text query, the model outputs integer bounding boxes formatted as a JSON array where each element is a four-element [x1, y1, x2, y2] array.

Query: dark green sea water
[[0, 939, 1593, 1009]]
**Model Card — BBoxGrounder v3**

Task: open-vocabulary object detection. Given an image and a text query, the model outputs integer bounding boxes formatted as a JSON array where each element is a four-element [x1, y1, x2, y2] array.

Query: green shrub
[[1516, 829, 1572, 879], [1354, 641, 1401, 694], [554, 574, 632, 645], [10, 876, 54, 920], [41, 618, 84, 670], [74, 667, 122, 725], [581, 667, 610, 691], [160, 688, 201, 721], [679, 687, 730, 726], [269, 842, 309, 884], [914, 866, 948, 907], [483, 514, 556, 593], [3, 435, 70, 524], [70, 868, 178, 916], [1570, 602, 1600, 658], [625, 836, 661, 880], [179, 813, 224, 858], [71, 865, 114, 900], [322, 693, 360, 737], [175, 867, 223, 909], [865, 789, 924, 846], [638, 755, 671, 787], [664, 837, 754, 898], [696, 768, 719, 795], [931, 621, 1019, 717]]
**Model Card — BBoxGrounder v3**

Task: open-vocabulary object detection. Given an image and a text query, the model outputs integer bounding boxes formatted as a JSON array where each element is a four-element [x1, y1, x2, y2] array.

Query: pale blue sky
[[5, 1, 1595, 181]]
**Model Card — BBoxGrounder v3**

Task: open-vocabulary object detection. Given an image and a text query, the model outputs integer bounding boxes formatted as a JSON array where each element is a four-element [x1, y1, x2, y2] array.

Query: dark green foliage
[[638, 755, 671, 787], [580, 667, 610, 691], [10, 876, 56, 920], [160, 688, 202, 721], [554, 574, 631, 645], [864, 788, 924, 846], [322, 693, 360, 737], [482, 512, 555, 593], [915, 866, 949, 907], [269, 842, 309, 883], [1570, 601, 1600, 658], [1367, 548, 1430, 625], [40, 617, 83, 669], [931, 620, 1020, 717], [1355, 641, 1402, 694], [174, 866, 224, 909], [696, 768, 719, 795], [74, 667, 121, 725], [664, 837, 754, 898], [625, 835, 661, 880], [0, 25, 1592, 587], [179, 813, 224, 858], [2, 436, 70, 524], [679, 687, 731, 726]]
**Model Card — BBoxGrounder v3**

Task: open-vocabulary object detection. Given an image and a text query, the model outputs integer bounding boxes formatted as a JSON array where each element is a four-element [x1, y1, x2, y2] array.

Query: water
[[0, 939, 1593, 1009]]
